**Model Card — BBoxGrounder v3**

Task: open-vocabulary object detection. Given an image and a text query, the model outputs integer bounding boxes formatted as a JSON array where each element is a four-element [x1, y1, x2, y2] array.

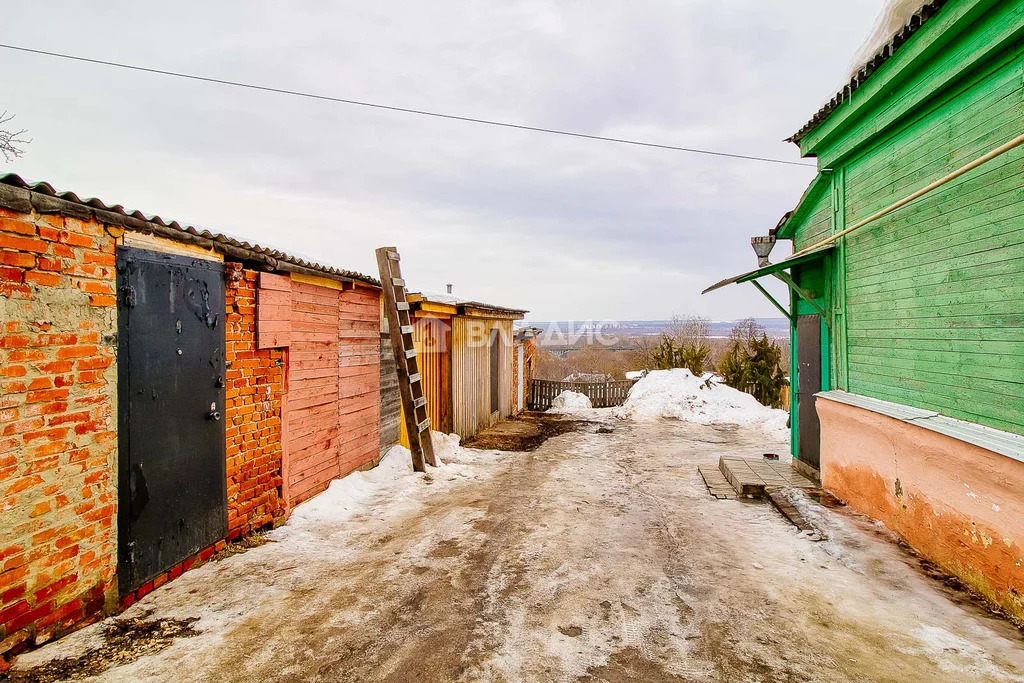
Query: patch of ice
[[548, 391, 593, 413], [614, 368, 789, 440]]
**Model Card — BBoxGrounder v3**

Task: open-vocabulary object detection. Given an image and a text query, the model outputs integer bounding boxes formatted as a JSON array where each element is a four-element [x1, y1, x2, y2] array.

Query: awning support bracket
[[772, 271, 828, 320], [750, 280, 792, 322]]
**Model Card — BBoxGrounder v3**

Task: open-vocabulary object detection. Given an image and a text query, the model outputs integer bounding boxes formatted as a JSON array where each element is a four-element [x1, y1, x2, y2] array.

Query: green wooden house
[[706, 0, 1024, 619]]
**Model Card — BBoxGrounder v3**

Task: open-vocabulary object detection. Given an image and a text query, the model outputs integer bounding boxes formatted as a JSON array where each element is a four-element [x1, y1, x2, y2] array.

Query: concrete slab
[[698, 466, 736, 499], [718, 456, 817, 498]]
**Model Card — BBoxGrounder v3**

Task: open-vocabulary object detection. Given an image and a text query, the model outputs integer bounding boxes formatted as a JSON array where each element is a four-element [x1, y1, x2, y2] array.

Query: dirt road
[[12, 418, 1024, 682]]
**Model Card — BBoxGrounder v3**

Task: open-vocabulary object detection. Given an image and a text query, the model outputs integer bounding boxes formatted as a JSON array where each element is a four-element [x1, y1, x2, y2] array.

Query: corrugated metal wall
[[451, 317, 513, 438]]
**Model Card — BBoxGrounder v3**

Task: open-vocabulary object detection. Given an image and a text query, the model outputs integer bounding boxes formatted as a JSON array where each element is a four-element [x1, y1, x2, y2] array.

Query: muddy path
[[11, 419, 1024, 682]]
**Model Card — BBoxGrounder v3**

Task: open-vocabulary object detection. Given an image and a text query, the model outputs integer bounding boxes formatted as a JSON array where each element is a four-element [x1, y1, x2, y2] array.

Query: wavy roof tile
[[0, 173, 380, 286]]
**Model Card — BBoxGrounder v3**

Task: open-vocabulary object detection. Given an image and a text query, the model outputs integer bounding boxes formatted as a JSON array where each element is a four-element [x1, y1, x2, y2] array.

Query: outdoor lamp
[[751, 235, 777, 267]]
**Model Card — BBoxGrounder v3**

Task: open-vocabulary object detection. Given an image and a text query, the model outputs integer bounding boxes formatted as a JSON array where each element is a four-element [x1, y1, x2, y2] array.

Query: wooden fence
[[528, 379, 638, 410]]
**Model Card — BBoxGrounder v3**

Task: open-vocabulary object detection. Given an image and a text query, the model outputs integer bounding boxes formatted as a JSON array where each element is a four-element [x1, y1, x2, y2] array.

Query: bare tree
[[0, 111, 30, 162], [729, 317, 765, 353], [670, 314, 711, 349]]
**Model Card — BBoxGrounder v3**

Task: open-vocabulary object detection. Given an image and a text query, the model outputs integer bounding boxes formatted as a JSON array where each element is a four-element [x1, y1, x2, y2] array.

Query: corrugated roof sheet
[[787, 1, 947, 144], [0, 173, 380, 286], [411, 290, 527, 316]]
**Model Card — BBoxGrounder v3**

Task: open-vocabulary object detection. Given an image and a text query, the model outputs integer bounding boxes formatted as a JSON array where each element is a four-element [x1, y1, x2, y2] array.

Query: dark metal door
[[117, 247, 227, 594], [796, 315, 822, 471], [489, 328, 500, 413]]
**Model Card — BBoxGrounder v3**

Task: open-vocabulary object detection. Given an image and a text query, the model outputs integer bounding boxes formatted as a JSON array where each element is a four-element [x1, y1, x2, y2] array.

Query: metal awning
[[701, 244, 834, 322], [701, 244, 834, 294]]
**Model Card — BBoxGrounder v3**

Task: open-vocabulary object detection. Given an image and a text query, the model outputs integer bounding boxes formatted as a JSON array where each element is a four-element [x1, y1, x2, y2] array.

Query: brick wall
[[224, 264, 285, 535], [511, 335, 538, 414], [0, 207, 118, 656]]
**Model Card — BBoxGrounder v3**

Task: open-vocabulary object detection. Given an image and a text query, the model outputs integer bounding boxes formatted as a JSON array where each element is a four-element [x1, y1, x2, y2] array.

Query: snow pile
[[615, 369, 789, 440], [548, 391, 593, 413], [280, 431, 481, 531], [431, 430, 463, 463], [625, 370, 647, 380]]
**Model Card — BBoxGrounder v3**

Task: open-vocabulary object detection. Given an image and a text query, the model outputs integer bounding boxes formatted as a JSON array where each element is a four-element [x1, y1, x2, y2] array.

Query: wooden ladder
[[375, 246, 437, 472]]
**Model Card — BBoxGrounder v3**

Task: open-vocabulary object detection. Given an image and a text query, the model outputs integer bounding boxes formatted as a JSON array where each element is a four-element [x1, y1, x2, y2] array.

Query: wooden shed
[[397, 292, 527, 442]]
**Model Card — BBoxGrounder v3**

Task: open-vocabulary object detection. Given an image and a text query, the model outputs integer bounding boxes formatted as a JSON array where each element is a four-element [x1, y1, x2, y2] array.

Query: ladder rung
[[406, 348, 417, 359], [387, 251, 400, 261], [414, 397, 427, 408], [417, 418, 431, 432], [396, 302, 409, 311], [392, 277, 405, 286], [408, 373, 422, 384], [400, 325, 413, 334]]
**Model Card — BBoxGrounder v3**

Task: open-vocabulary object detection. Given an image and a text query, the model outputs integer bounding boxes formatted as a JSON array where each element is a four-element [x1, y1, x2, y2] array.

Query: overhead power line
[[0, 42, 815, 168]]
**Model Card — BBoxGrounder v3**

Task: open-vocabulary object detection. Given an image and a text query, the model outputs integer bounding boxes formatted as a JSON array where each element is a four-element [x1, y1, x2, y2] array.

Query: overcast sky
[[3, 1, 885, 321]]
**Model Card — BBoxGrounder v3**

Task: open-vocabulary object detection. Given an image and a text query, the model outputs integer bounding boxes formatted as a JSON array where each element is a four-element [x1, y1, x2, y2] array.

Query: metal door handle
[[207, 411, 221, 421]]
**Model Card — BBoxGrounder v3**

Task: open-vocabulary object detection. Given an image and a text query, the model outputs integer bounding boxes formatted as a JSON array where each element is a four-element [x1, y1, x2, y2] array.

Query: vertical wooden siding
[[399, 314, 452, 446], [451, 317, 513, 438], [839, 52, 1024, 435]]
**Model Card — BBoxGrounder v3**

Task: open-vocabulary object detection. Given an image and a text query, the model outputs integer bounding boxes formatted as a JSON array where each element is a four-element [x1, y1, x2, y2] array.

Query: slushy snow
[[280, 431, 483, 533], [548, 390, 593, 412]]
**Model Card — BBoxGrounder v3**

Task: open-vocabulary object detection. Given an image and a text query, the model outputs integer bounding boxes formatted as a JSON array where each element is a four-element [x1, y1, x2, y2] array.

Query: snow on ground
[[548, 390, 593, 413], [550, 369, 789, 440], [13, 432, 510, 676], [14, 419, 1024, 681], [615, 369, 789, 439]]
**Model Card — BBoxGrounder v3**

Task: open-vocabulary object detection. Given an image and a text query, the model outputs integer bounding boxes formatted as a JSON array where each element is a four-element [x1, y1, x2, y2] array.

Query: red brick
[[0, 365, 27, 378], [52, 244, 74, 259], [36, 360, 74, 374], [23, 271, 62, 287], [34, 333, 77, 347], [88, 294, 117, 307], [6, 601, 54, 633], [0, 251, 35, 268], [33, 574, 78, 603], [0, 266, 24, 283], [0, 217, 36, 236], [60, 232, 97, 249], [0, 234, 48, 253], [75, 280, 113, 295], [37, 257, 62, 271], [56, 345, 98, 360], [26, 388, 70, 403], [0, 600, 29, 626], [0, 335, 29, 349]]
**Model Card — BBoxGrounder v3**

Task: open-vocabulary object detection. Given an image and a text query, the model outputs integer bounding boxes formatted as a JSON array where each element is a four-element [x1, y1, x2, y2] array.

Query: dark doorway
[[489, 328, 500, 413], [796, 314, 822, 471], [116, 247, 227, 594]]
